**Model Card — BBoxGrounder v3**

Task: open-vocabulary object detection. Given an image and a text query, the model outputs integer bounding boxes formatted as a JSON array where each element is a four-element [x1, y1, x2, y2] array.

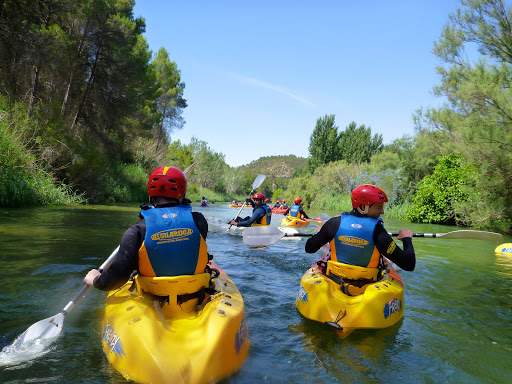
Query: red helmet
[[275, 200, 279, 203], [294, 198, 302, 204], [253, 193, 265, 200], [147, 167, 187, 199], [282, 200, 286, 203], [351, 184, 388, 209]]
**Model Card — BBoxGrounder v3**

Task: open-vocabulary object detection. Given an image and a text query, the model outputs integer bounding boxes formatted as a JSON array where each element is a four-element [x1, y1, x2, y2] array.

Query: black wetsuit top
[[305, 211, 416, 271], [93, 202, 208, 291]]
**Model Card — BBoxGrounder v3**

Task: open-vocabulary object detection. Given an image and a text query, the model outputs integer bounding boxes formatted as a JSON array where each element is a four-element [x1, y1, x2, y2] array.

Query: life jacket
[[281, 204, 288, 209], [135, 273, 211, 317], [252, 204, 272, 226], [329, 213, 382, 268], [138, 204, 208, 277], [326, 259, 381, 296], [289, 204, 301, 219], [201, 200, 208, 206]]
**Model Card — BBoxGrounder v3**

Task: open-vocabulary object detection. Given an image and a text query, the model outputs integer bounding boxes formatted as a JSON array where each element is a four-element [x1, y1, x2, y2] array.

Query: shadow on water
[[1, 204, 512, 383]]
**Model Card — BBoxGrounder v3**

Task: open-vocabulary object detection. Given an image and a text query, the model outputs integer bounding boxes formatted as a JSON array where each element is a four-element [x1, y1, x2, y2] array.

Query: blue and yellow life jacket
[[289, 204, 301, 219], [252, 204, 272, 226], [329, 213, 382, 268], [138, 205, 208, 277]]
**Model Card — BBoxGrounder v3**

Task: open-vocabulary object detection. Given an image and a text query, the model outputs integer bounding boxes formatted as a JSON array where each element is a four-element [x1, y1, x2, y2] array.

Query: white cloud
[[228, 72, 315, 107]]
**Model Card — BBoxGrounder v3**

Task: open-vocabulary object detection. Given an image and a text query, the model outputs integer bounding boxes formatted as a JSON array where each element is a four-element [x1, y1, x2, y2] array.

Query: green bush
[[0, 98, 84, 207], [406, 154, 472, 224]]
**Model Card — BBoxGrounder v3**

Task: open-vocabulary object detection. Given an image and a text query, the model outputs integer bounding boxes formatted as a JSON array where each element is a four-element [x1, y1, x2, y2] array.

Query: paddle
[[11, 162, 200, 347], [12, 246, 119, 347], [243, 226, 504, 247], [387, 230, 503, 241], [228, 174, 266, 230]]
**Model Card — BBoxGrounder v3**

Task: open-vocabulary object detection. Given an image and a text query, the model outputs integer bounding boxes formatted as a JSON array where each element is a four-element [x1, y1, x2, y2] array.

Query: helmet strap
[[356, 205, 369, 215]]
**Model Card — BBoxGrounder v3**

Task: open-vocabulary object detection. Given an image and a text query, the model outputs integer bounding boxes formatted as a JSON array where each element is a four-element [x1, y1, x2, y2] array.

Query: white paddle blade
[[243, 226, 285, 247], [440, 230, 503, 241], [12, 312, 65, 347], [253, 174, 266, 189]]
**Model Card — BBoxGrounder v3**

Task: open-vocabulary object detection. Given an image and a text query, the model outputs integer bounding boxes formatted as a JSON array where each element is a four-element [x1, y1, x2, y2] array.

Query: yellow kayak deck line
[[296, 256, 404, 338], [101, 261, 249, 384]]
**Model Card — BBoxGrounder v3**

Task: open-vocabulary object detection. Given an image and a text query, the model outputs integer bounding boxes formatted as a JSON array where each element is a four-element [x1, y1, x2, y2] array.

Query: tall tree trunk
[[27, 63, 40, 116], [71, 47, 100, 130]]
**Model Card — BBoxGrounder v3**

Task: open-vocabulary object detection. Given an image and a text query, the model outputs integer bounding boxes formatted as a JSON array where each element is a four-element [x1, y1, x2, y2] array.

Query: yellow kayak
[[280, 217, 310, 227], [229, 203, 242, 208], [296, 255, 404, 338], [101, 261, 249, 384]]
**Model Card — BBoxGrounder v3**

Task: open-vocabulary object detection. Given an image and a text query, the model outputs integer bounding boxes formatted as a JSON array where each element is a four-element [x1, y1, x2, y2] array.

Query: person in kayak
[[305, 184, 415, 272], [201, 196, 208, 207], [84, 166, 209, 291], [273, 200, 281, 209], [229, 193, 272, 227], [281, 200, 288, 210], [282, 197, 310, 220]]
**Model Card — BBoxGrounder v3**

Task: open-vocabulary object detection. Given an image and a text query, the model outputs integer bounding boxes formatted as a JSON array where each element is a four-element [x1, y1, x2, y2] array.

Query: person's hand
[[397, 228, 413, 241], [84, 269, 101, 286], [229, 220, 238, 226]]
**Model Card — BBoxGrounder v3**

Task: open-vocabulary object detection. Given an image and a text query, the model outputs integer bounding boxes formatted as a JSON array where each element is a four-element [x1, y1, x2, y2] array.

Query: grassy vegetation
[[0, 99, 84, 206]]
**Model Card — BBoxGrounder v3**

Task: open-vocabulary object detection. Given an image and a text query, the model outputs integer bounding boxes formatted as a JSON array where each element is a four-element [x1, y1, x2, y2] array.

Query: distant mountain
[[239, 155, 307, 179]]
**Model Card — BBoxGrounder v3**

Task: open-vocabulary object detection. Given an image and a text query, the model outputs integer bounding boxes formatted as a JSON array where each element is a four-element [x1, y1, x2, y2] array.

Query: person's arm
[[192, 212, 208, 239], [86, 221, 144, 291], [283, 207, 290, 215], [236, 207, 265, 227], [300, 207, 309, 219], [374, 224, 416, 271], [305, 217, 340, 253]]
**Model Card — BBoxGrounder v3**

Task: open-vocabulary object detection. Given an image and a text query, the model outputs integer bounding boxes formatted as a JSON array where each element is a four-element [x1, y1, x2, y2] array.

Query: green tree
[[153, 47, 187, 146], [407, 155, 473, 224], [307, 114, 340, 170], [338, 121, 383, 164], [416, 0, 512, 231]]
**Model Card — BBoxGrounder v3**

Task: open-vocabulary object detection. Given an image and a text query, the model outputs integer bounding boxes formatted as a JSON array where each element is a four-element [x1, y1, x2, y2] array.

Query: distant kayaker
[[201, 197, 208, 207], [282, 198, 310, 220], [84, 166, 209, 291], [273, 200, 281, 209], [232, 198, 238, 205], [229, 193, 272, 227], [280, 200, 288, 210], [305, 184, 416, 273]]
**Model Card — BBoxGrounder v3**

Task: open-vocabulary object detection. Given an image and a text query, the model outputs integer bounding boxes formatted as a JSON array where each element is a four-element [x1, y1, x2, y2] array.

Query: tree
[[406, 154, 472, 224], [153, 47, 187, 144], [338, 121, 383, 163], [307, 114, 340, 170], [416, 0, 512, 231]]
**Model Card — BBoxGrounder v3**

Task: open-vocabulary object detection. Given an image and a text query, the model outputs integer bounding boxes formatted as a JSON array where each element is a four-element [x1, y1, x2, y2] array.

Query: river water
[[0, 204, 511, 384]]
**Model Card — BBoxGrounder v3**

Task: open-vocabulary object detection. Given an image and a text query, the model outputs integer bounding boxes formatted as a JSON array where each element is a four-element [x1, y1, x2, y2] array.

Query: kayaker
[[273, 200, 281, 209], [232, 198, 238, 205], [282, 198, 310, 220], [281, 200, 288, 210], [201, 196, 208, 207], [229, 193, 272, 227], [84, 166, 209, 291], [305, 184, 415, 272]]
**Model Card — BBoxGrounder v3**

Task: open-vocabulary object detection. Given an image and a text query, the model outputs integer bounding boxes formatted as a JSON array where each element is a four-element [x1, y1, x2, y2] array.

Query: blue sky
[[133, 1, 461, 167]]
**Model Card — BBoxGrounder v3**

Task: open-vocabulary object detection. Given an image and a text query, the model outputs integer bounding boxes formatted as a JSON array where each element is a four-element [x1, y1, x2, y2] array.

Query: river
[[0, 204, 511, 383]]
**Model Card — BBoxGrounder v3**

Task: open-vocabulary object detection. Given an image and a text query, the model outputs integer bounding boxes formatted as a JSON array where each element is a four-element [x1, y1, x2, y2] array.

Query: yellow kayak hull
[[296, 257, 404, 338], [280, 217, 309, 227], [101, 261, 249, 384]]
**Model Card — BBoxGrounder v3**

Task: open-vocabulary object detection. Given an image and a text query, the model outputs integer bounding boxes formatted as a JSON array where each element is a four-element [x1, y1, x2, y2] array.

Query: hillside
[[239, 155, 307, 179]]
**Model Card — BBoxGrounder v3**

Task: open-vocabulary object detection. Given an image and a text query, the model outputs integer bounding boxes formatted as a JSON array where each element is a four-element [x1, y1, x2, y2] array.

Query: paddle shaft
[[62, 246, 119, 314]]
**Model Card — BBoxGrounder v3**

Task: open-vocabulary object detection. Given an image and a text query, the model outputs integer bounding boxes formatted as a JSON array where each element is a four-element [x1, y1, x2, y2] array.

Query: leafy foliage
[[414, 0, 512, 231], [406, 155, 472, 224]]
